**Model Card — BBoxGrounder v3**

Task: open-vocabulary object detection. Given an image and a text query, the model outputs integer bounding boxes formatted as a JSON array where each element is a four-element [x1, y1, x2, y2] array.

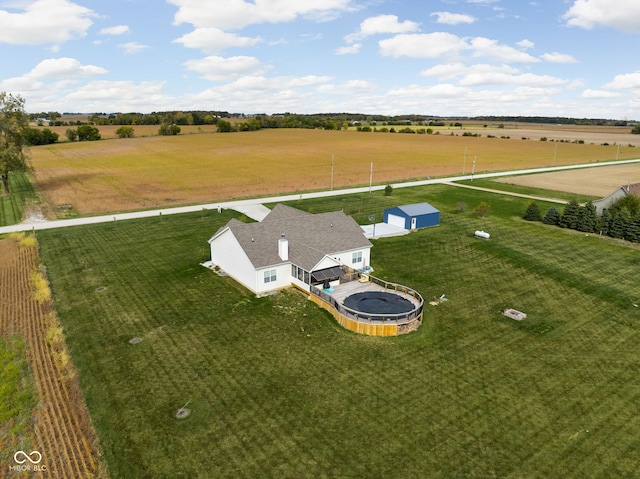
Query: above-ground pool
[[343, 291, 415, 315]]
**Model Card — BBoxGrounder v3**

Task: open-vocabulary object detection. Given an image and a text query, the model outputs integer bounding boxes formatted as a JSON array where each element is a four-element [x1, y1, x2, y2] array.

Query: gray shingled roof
[[394, 202, 439, 216], [211, 204, 372, 270]]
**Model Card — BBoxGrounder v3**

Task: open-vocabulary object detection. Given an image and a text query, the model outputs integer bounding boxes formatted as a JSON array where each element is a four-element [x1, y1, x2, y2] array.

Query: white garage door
[[387, 213, 406, 229]]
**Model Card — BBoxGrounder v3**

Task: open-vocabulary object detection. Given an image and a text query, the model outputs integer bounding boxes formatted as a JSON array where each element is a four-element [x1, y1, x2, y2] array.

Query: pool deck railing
[[309, 274, 424, 336]]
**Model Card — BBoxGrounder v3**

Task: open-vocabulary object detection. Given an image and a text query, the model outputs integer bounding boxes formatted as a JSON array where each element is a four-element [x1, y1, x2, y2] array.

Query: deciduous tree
[[216, 119, 233, 132], [77, 124, 101, 141], [0, 92, 30, 194], [475, 202, 491, 218], [65, 128, 78, 142], [116, 126, 135, 138], [158, 123, 180, 136]]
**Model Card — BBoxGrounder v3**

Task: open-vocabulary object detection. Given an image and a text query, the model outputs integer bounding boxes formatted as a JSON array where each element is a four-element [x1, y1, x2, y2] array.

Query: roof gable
[[261, 203, 312, 222], [625, 183, 640, 195]]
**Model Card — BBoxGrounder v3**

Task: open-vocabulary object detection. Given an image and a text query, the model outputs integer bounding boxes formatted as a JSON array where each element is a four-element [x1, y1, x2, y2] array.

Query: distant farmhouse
[[207, 204, 372, 296], [593, 182, 640, 214]]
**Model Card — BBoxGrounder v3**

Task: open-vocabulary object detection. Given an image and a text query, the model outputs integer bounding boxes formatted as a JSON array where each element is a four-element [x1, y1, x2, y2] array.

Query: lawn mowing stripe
[[36, 192, 640, 478]]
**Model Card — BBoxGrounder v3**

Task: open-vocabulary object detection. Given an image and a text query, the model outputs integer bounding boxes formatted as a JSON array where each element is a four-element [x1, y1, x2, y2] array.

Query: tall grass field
[[37, 185, 640, 478]]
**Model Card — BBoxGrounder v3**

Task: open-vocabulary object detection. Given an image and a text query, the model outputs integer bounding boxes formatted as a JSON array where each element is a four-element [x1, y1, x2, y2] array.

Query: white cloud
[[0, 0, 95, 45], [0, 76, 45, 92], [345, 79, 373, 89], [335, 43, 361, 55], [461, 71, 567, 87], [228, 74, 333, 91], [29, 57, 108, 78], [388, 83, 469, 99], [64, 80, 171, 109], [118, 42, 149, 54], [471, 37, 539, 63], [541, 52, 578, 64], [582, 89, 621, 99], [168, 0, 355, 30], [174, 27, 261, 53], [604, 72, 640, 89], [184, 55, 268, 81], [422, 62, 519, 80], [564, 0, 640, 32], [517, 39, 534, 49], [379, 33, 538, 64], [99, 25, 130, 35], [379, 32, 468, 58], [430, 12, 476, 25], [421, 62, 566, 87], [345, 14, 420, 43]]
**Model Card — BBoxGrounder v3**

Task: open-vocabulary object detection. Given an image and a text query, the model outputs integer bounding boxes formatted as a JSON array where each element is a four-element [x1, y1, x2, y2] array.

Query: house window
[[352, 251, 363, 264], [264, 269, 277, 283]]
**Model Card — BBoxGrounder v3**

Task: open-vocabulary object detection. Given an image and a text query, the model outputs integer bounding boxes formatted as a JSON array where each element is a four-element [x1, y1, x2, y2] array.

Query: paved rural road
[[1, 158, 639, 234]]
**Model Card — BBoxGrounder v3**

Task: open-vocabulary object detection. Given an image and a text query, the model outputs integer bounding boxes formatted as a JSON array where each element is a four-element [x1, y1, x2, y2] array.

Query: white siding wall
[[209, 230, 258, 293], [256, 263, 291, 294]]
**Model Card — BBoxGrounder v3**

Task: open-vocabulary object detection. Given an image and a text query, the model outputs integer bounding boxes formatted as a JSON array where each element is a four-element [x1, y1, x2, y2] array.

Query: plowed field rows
[[0, 237, 105, 478]]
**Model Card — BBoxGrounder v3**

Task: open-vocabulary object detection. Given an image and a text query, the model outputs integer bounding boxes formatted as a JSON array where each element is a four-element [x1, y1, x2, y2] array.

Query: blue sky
[[1, 0, 640, 118]]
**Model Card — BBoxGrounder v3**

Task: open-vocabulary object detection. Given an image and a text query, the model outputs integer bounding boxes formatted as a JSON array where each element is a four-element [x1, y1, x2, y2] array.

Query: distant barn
[[383, 202, 440, 230]]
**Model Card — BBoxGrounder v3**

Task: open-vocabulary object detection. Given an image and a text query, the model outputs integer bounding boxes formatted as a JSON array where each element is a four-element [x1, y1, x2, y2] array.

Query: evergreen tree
[[559, 199, 580, 229], [596, 209, 612, 235], [624, 213, 640, 243], [542, 206, 561, 225], [523, 201, 542, 221], [576, 202, 597, 232], [608, 210, 629, 239]]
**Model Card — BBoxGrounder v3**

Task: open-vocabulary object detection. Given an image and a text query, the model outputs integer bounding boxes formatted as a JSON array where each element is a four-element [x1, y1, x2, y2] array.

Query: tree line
[[523, 194, 640, 242]]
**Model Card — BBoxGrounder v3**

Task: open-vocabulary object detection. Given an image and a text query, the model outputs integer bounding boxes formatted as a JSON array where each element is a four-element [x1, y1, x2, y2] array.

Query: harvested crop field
[[462, 124, 640, 147], [30, 128, 638, 217], [496, 163, 640, 197], [0, 236, 106, 478]]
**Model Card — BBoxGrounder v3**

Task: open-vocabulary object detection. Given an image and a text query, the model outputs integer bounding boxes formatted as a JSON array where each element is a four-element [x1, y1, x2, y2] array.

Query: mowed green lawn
[[37, 185, 640, 478]]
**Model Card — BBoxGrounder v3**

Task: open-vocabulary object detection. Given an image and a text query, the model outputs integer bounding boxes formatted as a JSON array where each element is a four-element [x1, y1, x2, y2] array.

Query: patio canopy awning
[[311, 266, 344, 283]]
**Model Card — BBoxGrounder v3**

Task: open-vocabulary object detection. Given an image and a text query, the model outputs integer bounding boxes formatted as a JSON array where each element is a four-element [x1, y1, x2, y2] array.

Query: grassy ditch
[[37, 186, 640, 478], [0, 335, 37, 464], [0, 173, 39, 227]]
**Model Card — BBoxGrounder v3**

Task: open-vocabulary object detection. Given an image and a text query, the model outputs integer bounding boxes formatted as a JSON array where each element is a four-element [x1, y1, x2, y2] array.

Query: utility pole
[[471, 156, 476, 181], [369, 162, 373, 193], [463, 147, 467, 175], [331, 153, 334, 190]]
